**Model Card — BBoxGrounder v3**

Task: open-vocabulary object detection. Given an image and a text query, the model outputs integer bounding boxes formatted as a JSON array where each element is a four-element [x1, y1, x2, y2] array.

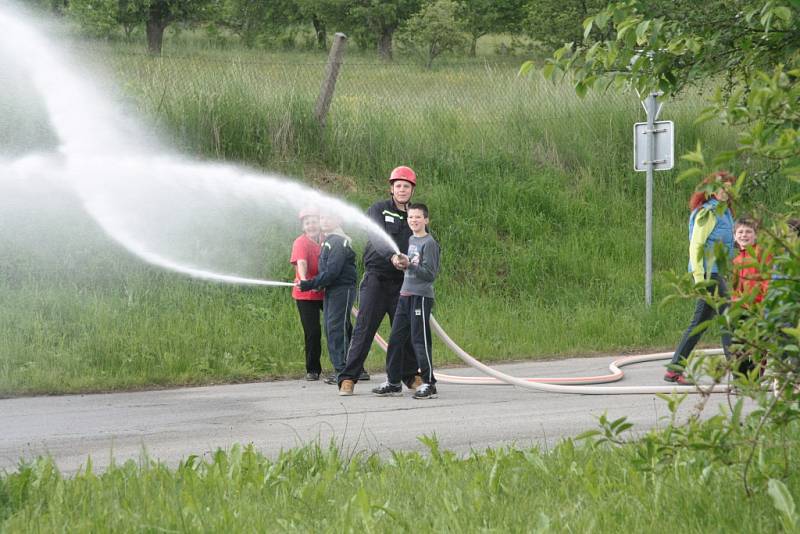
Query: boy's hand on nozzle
[[392, 253, 409, 270]]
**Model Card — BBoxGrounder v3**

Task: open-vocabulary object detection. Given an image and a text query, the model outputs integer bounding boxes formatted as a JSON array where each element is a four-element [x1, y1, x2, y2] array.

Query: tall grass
[[0, 45, 795, 395], [2, 429, 798, 532]]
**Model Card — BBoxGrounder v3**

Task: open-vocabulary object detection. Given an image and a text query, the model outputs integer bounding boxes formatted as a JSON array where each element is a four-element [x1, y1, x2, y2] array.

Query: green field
[[0, 42, 795, 396]]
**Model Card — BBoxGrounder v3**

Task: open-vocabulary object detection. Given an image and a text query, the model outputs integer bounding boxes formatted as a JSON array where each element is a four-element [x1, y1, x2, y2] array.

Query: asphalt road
[[0, 355, 739, 474]]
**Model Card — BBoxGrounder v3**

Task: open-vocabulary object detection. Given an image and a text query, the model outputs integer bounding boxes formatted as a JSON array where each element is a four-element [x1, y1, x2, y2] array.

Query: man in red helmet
[[337, 166, 421, 395]]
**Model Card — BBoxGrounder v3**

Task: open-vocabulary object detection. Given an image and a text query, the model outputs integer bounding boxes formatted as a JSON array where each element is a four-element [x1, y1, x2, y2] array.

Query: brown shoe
[[406, 374, 423, 391], [339, 379, 355, 396]]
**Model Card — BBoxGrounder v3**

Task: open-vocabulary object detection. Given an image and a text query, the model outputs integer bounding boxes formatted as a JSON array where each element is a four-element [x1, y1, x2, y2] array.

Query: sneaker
[[663, 370, 693, 385], [412, 383, 437, 399], [305, 372, 320, 381], [405, 374, 423, 391], [323, 374, 338, 385], [339, 379, 355, 396], [358, 370, 371, 381], [372, 382, 402, 396]]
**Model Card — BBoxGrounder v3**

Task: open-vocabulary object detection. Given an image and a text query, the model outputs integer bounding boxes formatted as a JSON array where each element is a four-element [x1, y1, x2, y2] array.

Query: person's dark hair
[[689, 170, 736, 211], [407, 203, 429, 218]]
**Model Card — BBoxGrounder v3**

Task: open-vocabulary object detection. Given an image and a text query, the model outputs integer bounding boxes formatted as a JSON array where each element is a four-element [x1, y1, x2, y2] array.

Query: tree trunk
[[377, 28, 393, 61], [469, 36, 477, 57], [146, 19, 167, 55], [311, 14, 327, 50], [146, 1, 171, 56]]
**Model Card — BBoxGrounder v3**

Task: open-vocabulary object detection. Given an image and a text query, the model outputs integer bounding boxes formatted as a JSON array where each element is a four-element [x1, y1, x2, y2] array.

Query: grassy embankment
[[0, 43, 795, 395]]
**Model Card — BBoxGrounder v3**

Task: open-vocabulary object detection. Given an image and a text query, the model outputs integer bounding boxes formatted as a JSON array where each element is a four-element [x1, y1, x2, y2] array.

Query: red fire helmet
[[388, 166, 417, 186]]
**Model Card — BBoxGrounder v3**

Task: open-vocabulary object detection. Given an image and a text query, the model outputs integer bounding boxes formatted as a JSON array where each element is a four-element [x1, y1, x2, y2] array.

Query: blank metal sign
[[634, 120, 674, 171]]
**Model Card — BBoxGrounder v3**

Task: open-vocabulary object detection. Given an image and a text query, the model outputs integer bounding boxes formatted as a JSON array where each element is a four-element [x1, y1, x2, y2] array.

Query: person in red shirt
[[290, 207, 324, 381]]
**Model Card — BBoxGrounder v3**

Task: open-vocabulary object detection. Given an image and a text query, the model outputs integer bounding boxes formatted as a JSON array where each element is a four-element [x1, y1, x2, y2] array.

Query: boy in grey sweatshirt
[[371, 203, 441, 399]]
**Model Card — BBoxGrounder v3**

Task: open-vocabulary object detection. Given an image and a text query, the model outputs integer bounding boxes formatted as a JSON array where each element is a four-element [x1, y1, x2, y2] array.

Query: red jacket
[[732, 246, 769, 304]]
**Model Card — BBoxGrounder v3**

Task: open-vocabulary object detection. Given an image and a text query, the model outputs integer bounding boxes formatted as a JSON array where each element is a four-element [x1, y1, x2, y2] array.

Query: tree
[[397, 0, 467, 68], [216, 0, 300, 49], [313, 0, 421, 60], [68, 0, 123, 38], [355, 0, 421, 60], [523, 0, 611, 51], [295, 0, 328, 49], [455, 0, 526, 57], [65, 0, 217, 53], [142, 0, 217, 55], [67, 0, 141, 40], [309, 12, 327, 49]]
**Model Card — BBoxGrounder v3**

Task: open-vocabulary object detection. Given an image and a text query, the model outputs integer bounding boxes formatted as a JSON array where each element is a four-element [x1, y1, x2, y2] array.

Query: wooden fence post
[[314, 32, 347, 129]]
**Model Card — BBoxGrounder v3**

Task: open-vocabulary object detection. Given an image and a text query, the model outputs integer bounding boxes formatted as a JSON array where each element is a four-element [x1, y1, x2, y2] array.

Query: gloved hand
[[298, 279, 314, 292]]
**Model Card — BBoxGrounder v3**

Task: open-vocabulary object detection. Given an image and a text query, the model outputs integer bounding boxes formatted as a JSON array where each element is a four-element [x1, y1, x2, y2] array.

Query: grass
[[1, 427, 797, 532], [0, 42, 797, 395]]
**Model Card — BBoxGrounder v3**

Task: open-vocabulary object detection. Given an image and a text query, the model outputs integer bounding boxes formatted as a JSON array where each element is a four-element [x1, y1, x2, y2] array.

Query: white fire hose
[[355, 308, 730, 395]]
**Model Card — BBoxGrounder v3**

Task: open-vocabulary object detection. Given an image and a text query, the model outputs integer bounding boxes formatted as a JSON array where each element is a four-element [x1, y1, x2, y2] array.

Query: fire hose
[[355, 308, 730, 395]]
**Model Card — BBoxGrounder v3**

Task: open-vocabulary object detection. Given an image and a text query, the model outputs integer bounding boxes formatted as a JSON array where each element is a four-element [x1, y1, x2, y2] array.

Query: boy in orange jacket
[[731, 217, 770, 375]]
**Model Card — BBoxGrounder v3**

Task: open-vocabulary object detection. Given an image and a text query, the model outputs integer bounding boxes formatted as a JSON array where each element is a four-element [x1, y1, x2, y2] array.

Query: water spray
[[0, 6, 399, 289]]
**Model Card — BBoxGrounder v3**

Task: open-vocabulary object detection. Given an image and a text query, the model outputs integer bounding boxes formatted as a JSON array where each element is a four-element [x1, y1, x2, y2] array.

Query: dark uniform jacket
[[299, 232, 356, 290], [362, 199, 412, 281]]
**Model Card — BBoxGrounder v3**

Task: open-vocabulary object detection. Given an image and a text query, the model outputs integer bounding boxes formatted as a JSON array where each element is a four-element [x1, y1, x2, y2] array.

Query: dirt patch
[[305, 165, 358, 193]]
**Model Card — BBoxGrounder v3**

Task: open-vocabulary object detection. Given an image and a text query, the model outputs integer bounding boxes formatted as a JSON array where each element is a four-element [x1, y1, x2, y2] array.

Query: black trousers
[[732, 310, 758, 375], [386, 295, 435, 385], [339, 272, 417, 385], [295, 299, 323, 374], [670, 273, 732, 366]]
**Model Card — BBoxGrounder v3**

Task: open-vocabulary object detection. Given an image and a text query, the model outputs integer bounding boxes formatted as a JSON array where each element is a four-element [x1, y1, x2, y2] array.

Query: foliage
[[143, 0, 220, 54], [66, 0, 120, 39], [396, 0, 468, 68], [310, 0, 421, 59], [214, 0, 310, 50], [295, 0, 329, 49], [580, 378, 800, 497], [455, 0, 527, 56], [64, 0, 219, 53], [67, 0, 141, 39], [523, 0, 611, 51], [523, 0, 800, 496]]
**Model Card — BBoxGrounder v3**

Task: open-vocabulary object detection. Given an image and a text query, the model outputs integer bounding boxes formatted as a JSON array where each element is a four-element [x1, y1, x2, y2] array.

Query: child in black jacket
[[298, 213, 357, 383]]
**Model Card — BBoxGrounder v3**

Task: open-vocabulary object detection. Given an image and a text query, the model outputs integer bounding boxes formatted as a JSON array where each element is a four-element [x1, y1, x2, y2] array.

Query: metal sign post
[[633, 92, 673, 306]]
